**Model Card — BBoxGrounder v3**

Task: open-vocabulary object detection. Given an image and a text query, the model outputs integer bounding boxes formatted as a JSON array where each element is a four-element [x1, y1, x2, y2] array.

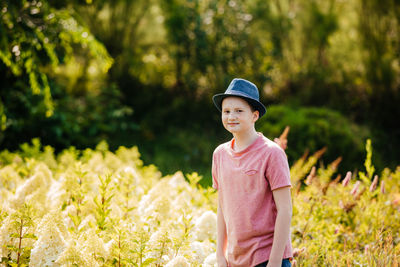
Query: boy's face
[[221, 96, 259, 135]]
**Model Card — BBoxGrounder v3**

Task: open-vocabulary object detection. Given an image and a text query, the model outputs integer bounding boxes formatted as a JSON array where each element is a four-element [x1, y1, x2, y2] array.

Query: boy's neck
[[232, 129, 259, 152]]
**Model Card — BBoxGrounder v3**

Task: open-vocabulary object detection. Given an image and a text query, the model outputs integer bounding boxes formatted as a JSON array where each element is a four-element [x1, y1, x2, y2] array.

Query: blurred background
[[1, 0, 399, 185]]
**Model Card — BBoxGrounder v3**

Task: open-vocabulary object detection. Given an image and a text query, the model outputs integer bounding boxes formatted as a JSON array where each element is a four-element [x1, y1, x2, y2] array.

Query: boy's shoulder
[[260, 135, 283, 149], [257, 135, 286, 155], [213, 140, 231, 155]]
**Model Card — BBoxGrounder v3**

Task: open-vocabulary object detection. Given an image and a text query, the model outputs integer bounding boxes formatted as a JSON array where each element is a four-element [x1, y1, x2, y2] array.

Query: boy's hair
[[247, 101, 257, 113], [239, 97, 258, 114]]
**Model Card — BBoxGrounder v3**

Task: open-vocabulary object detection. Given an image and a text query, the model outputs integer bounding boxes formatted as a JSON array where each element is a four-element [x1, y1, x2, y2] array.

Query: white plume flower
[[77, 214, 97, 232], [122, 166, 141, 183], [145, 227, 173, 265], [34, 162, 53, 183], [193, 211, 217, 241], [46, 179, 66, 210], [104, 151, 123, 170], [0, 215, 14, 258], [78, 228, 108, 262], [203, 252, 217, 266], [87, 152, 106, 174], [190, 241, 207, 263], [109, 202, 124, 218], [165, 255, 190, 267], [11, 172, 46, 208], [11, 163, 54, 211], [0, 144, 221, 266], [104, 239, 116, 255], [30, 213, 69, 267], [79, 194, 97, 217], [0, 188, 12, 208], [172, 190, 193, 211], [0, 165, 21, 191], [168, 172, 187, 188], [55, 240, 97, 267]]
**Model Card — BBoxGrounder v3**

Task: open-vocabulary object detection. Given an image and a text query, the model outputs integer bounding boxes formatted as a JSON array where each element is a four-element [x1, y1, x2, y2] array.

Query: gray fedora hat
[[212, 78, 266, 117]]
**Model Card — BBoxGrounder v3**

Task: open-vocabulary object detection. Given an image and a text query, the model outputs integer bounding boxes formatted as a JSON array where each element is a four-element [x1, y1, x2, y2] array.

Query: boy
[[212, 78, 293, 267]]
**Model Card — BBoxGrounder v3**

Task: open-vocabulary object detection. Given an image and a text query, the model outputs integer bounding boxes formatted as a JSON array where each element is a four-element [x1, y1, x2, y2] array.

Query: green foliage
[[0, 140, 399, 265], [186, 172, 202, 188], [0, 0, 127, 154], [291, 140, 400, 266], [1, 79, 137, 153], [114, 170, 138, 219], [131, 223, 152, 267], [94, 173, 115, 231], [1, 0, 399, 186], [364, 139, 375, 180], [19, 138, 42, 159], [0, 204, 36, 266], [0, 0, 112, 121], [258, 105, 372, 172], [64, 163, 89, 232], [160, 0, 272, 91], [109, 223, 137, 266]]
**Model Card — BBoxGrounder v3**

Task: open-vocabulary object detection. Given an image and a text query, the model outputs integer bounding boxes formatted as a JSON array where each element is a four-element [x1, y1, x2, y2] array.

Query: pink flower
[[305, 166, 316, 185], [342, 171, 352, 187], [380, 180, 385, 194], [350, 181, 360, 196], [292, 247, 306, 257], [369, 175, 378, 192]]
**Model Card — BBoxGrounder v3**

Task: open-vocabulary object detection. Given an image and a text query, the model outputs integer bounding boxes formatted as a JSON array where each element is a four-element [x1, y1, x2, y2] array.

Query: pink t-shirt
[[212, 133, 293, 267]]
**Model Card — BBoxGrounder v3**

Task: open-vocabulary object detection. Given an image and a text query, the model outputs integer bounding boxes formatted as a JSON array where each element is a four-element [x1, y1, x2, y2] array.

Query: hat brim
[[212, 93, 266, 117]]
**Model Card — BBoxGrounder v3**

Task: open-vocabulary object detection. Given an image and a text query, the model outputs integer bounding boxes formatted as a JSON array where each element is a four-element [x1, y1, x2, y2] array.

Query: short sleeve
[[265, 147, 291, 191], [212, 151, 219, 190]]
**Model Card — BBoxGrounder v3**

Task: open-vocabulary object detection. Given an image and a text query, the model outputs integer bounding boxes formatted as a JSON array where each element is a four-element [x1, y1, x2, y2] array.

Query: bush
[[257, 105, 373, 172], [0, 139, 399, 266]]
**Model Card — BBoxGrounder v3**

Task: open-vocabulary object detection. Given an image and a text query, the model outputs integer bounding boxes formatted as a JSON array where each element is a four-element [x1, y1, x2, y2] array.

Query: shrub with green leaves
[[0, 138, 399, 266], [258, 105, 372, 172]]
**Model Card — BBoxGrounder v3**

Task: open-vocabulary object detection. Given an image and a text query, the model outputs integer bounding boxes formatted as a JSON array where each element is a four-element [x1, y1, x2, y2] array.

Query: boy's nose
[[228, 113, 236, 119]]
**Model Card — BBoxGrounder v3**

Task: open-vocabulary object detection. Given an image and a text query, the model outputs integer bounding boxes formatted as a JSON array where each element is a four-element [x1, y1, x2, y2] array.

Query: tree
[[0, 0, 112, 144]]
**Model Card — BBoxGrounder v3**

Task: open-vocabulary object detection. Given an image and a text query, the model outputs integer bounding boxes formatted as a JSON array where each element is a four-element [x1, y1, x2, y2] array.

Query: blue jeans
[[254, 258, 291, 267]]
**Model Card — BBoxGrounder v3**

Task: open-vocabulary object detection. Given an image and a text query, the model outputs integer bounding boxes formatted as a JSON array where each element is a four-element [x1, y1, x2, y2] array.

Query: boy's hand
[[217, 257, 228, 267], [266, 259, 281, 267]]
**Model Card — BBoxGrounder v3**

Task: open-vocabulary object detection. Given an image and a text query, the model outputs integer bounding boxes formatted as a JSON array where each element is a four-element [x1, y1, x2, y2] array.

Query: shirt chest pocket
[[241, 169, 264, 193], [244, 169, 258, 176]]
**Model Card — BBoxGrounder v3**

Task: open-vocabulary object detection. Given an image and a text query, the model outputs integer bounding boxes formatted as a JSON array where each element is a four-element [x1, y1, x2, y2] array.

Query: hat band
[[226, 89, 260, 101]]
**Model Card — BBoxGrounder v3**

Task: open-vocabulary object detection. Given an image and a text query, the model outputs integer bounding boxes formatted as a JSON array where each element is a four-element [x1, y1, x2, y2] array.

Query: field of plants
[[0, 137, 399, 266]]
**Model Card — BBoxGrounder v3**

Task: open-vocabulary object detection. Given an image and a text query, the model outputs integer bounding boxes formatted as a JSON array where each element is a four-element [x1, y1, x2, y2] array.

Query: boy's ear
[[253, 110, 260, 122]]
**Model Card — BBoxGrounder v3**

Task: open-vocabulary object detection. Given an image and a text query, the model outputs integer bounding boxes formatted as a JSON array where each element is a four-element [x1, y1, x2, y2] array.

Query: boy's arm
[[267, 186, 292, 267], [217, 200, 228, 267]]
